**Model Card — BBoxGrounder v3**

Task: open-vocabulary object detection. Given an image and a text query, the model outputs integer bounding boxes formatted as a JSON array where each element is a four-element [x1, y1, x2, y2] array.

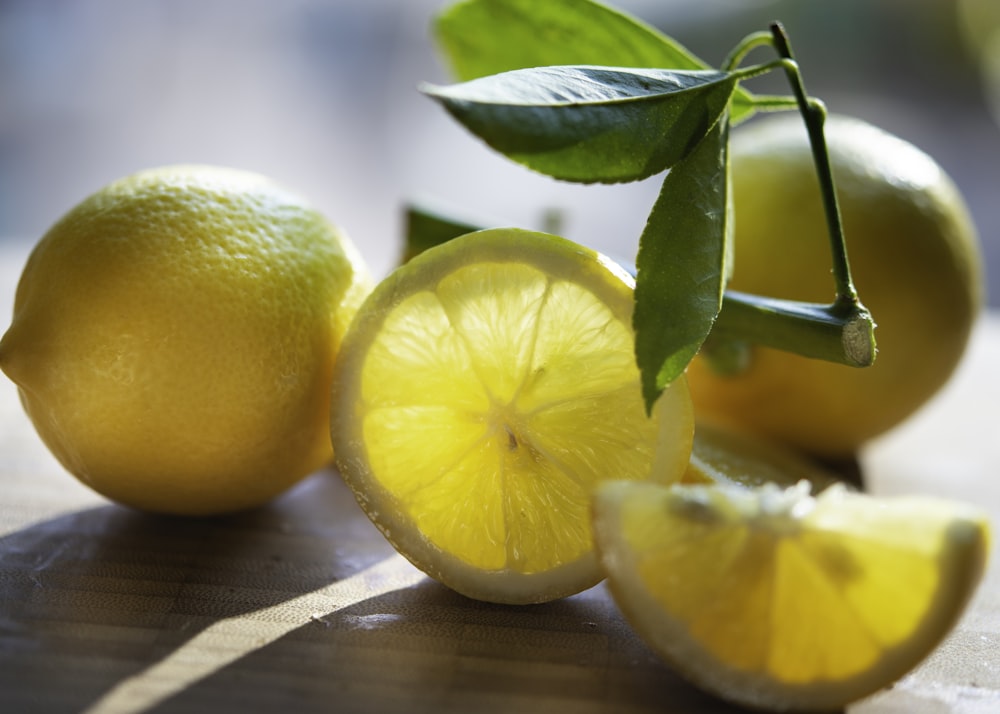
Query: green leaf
[[403, 202, 485, 263], [435, 0, 756, 123], [633, 113, 732, 413], [422, 65, 737, 184]]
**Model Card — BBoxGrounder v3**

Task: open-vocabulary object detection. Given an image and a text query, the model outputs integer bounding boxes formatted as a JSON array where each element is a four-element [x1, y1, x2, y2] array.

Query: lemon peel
[[0, 165, 371, 515]]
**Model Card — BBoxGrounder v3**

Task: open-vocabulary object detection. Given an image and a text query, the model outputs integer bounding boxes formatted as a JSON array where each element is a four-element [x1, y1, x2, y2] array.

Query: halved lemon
[[683, 420, 842, 492], [592, 480, 990, 711], [330, 228, 694, 604]]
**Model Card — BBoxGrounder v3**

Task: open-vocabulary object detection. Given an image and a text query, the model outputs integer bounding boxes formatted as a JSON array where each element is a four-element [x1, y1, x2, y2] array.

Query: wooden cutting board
[[0, 240, 997, 714]]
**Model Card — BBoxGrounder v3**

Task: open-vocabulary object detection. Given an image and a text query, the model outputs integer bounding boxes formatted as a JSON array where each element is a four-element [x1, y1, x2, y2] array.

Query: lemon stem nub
[[708, 291, 875, 369]]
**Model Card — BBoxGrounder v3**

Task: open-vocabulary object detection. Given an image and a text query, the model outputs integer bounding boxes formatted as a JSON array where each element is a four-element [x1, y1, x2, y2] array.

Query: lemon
[[688, 114, 984, 457], [0, 165, 372, 516], [592, 480, 990, 711], [683, 420, 842, 493], [330, 228, 694, 604]]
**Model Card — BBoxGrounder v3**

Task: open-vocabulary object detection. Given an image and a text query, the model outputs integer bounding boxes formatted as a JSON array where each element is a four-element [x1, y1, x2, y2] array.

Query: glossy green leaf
[[402, 202, 485, 263], [633, 113, 732, 412], [434, 0, 756, 123], [422, 65, 737, 183]]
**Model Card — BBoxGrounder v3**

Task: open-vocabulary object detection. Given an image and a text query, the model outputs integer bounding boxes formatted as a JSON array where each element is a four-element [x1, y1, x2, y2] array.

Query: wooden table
[[1, 241, 997, 714]]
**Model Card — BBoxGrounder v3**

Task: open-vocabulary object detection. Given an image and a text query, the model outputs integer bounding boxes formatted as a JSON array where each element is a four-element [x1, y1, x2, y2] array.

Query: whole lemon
[[0, 165, 372, 515], [687, 115, 984, 457]]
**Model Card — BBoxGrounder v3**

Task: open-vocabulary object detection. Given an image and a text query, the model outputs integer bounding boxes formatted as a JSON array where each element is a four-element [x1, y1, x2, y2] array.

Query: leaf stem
[[743, 94, 799, 112], [702, 23, 877, 374], [722, 31, 774, 72], [769, 22, 859, 308]]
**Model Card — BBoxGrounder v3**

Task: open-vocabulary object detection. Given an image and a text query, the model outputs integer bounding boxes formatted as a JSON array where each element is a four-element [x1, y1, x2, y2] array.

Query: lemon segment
[[592, 480, 990, 711], [332, 228, 694, 604]]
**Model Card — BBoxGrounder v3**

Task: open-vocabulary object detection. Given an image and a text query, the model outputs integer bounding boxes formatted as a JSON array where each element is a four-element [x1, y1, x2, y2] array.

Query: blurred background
[[1, 0, 998, 304]]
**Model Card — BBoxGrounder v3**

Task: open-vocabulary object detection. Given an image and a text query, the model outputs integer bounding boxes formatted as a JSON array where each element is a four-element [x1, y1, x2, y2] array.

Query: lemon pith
[[593, 480, 990, 711], [332, 228, 694, 604]]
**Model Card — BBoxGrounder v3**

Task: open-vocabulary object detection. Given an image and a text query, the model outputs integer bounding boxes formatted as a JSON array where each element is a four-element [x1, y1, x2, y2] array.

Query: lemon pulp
[[593, 480, 990, 711], [682, 420, 842, 492], [332, 228, 693, 603]]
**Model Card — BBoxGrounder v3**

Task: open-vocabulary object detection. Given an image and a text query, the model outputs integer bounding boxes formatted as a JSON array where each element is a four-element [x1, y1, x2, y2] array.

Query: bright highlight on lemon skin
[[593, 479, 991, 712], [331, 228, 694, 605]]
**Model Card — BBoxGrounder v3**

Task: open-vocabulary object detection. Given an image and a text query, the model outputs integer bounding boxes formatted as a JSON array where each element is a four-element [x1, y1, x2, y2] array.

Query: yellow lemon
[[593, 480, 990, 711], [330, 228, 694, 604], [0, 165, 372, 515], [687, 114, 984, 457]]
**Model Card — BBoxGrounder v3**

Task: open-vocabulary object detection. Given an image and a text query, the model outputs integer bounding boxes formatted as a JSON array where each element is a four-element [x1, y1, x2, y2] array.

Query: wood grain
[[0, 241, 997, 714]]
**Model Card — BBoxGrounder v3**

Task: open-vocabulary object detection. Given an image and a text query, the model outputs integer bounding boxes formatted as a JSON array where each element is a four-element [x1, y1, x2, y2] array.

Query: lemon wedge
[[592, 480, 990, 711], [330, 228, 693, 604]]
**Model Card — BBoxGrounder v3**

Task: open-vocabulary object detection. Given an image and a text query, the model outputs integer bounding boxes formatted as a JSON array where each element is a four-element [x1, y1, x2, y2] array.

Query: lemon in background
[[688, 115, 984, 457], [957, 0, 1000, 124], [0, 165, 372, 515]]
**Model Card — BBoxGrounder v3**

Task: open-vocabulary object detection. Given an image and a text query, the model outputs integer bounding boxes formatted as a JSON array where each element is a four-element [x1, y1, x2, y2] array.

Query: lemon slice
[[683, 420, 842, 492], [592, 480, 990, 711], [331, 228, 694, 604]]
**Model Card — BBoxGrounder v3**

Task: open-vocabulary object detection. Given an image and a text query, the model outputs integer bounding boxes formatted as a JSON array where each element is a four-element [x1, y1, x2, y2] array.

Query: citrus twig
[[769, 22, 864, 312], [722, 30, 773, 72], [704, 24, 876, 372]]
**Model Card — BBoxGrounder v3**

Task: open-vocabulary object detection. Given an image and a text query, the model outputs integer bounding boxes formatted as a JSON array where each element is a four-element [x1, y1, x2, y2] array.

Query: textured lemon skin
[[687, 115, 984, 457], [0, 165, 372, 515]]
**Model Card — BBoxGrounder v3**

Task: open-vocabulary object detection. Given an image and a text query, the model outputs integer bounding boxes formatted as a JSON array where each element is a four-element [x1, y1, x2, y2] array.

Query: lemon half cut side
[[682, 420, 843, 493], [592, 480, 990, 711], [331, 228, 694, 604]]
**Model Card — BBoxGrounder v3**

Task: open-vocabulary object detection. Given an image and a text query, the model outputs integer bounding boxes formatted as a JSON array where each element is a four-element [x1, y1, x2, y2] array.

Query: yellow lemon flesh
[[683, 420, 842, 493], [331, 228, 694, 604], [687, 114, 984, 457], [0, 165, 372, 516], [593, 480, 990, 712]]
